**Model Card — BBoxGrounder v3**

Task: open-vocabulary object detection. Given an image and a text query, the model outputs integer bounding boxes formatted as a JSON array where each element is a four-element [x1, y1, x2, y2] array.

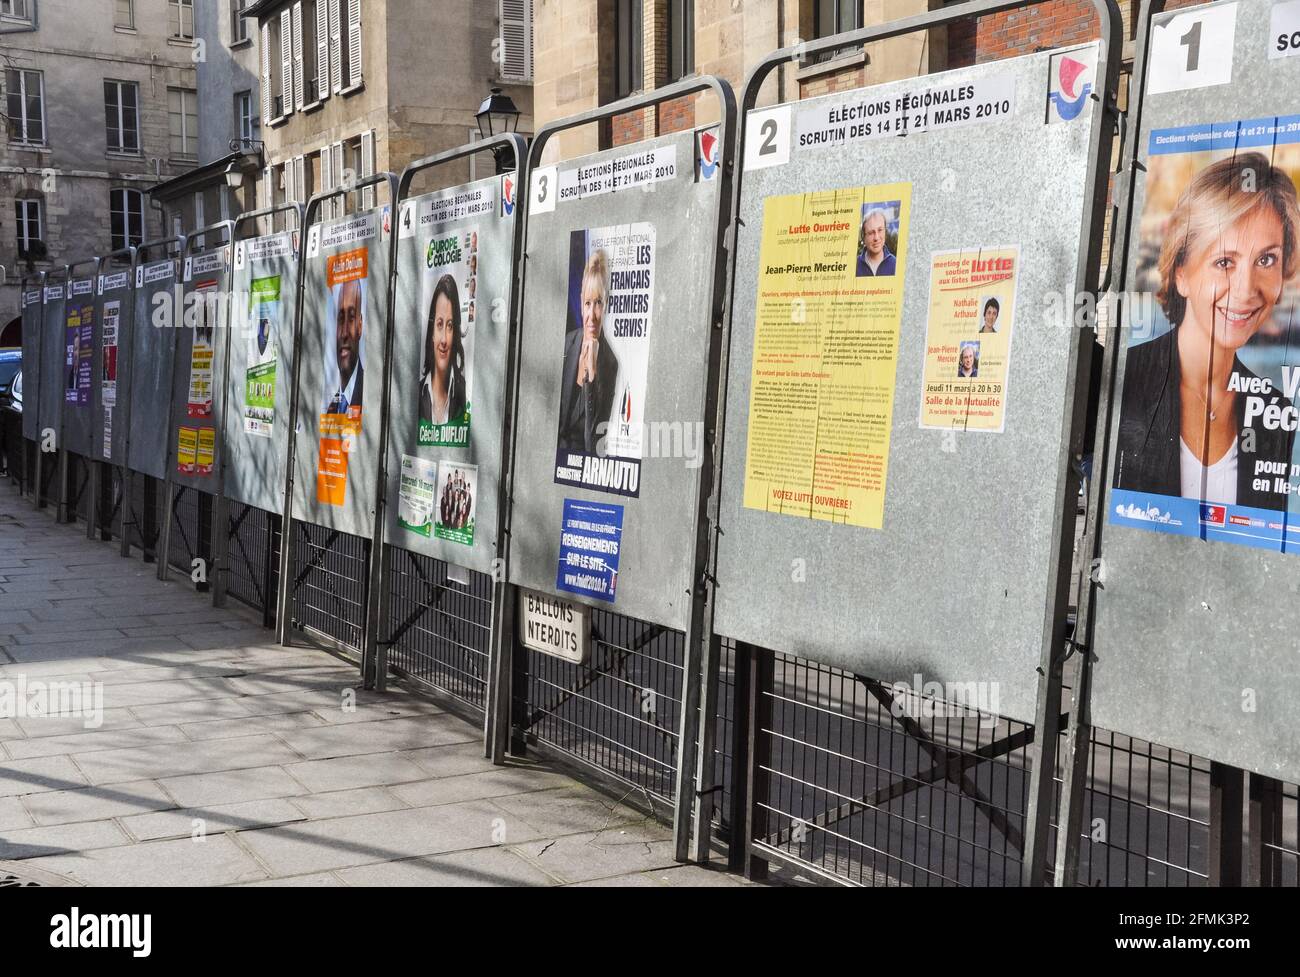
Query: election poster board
[[166, 246, 231, 494], [713, 43, 1110, 724], [126, 257, 181, 481], [290, 207, 392, 537], [38, 280, 67, 453], [1091, 0, 1300, 777], [386, 174, 515, 573], [506, 126, 727, 629], [90, 266, 134, 464], [20, 283, 44, 442], [223, 229, 299, 513]]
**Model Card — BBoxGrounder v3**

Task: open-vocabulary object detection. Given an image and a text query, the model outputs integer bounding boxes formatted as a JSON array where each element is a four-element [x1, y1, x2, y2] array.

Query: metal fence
[[288, 523, 369, 656], [225, 502, 279, 625], [384, 552, 492, 713]]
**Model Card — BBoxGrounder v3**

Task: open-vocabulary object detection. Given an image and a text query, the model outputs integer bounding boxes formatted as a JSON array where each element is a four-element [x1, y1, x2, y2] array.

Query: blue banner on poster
[[556, 498, 624, 603], [1111, 489, 1300, 553]]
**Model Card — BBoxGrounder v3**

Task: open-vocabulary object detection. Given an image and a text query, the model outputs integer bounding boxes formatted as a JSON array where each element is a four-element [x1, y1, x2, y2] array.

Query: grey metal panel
[[713, 48, 1102, 723], [20, 282, 43, 442], [126, 261, 181, 480], [223, 232, 298, 512], [61, 276, 98, 457], [384, 176, 513, 574], [290, 208, 393, 537], [38, 282, 66, 448], [507, 128, 723, 630], [167, 247, 232, 496], [90, 265, 135, 464], [1090, 0, 1300, 777]]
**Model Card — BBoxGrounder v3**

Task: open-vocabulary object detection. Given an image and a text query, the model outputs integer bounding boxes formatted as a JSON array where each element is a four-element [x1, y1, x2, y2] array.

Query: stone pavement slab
[[0, 490, 751, 887]]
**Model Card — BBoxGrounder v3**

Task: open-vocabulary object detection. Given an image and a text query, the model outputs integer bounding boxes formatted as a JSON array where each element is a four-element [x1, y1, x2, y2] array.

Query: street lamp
[[224, 160, 245, 190], [475, 87, 522, 174]]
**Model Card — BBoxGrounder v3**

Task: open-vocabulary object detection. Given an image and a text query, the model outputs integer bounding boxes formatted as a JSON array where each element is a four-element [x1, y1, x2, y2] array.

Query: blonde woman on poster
[[1115, 151, 1300, 512]]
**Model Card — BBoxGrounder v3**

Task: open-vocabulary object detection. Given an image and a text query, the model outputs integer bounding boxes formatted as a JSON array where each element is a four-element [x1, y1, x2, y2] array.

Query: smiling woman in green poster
[[418, 274, 468, 433], [416, 228, 476, 447]]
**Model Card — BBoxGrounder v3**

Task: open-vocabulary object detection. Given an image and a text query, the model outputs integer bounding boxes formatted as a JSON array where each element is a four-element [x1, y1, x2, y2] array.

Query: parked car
[[0, 348, 19, 411]]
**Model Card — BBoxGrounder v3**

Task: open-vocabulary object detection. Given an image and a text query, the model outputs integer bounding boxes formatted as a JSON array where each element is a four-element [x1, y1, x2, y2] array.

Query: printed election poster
[[741, 185, 912, 530], [101, 298, 120, 458], [433, 461, 477, 547], [65, 301, 94, 406], [1110, 115, 1300, 552], [397, 454, 438, 538], [918, 246, 1019, 432], [186, 280, 218, 418], [244, 275, 281, 438], [316, 248, 368, 507], [416, 226, 477, 448], [553, 223, 655, 498]]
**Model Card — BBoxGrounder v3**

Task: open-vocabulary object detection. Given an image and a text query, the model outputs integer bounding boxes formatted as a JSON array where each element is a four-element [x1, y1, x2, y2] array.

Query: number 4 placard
[[1147, 3, 1237, 95]]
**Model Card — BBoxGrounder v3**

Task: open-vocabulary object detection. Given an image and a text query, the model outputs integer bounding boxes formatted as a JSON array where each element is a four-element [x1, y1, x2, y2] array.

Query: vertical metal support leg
[[56, 448, 70, 523], [210, 493, 227, 605], [508, 610, 529, 759], [275, 513, 295, 647], [1054, 648, 1093, 887], [261, 511, 279, 629], [727, 642, 754, 874], [367, 540, 390, 694], [98, 463, 113, 541], [1022, 633, 1069, 885], [359, 538, 378, 691], [743, 643, 774, 882], [1247, 773, 1282, 887], [157, 481, 175, 580], [690, 631, 723, 864], [142, 476, 158, 563], [119, 470, 133, 557], [1209, 761, 1244, 886], [86, 460, 99, 540], [487, 582, 516, 763]]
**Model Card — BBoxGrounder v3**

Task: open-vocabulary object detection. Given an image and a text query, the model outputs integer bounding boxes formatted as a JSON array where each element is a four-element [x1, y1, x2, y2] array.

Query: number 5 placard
[[1146, 3, 1237, 95]]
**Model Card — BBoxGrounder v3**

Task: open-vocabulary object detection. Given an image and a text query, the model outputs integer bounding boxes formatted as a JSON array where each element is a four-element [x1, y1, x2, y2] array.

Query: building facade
[[244, 0, 535, 220], [0, 0, 199, 341]]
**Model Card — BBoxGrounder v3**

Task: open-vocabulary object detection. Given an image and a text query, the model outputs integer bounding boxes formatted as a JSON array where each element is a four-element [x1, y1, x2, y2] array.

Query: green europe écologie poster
[[244, 274, 281, 437]]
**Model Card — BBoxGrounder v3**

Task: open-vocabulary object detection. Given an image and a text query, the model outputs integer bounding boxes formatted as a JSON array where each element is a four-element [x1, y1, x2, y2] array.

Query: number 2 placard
[[1146, 3, 1237, 95]]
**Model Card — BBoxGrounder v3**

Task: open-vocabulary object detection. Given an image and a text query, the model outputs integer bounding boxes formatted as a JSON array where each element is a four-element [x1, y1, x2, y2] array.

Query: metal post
[[196, 491, 213, 593], [1209, 762, 1244, 887], [261, 510, 279, 629], [509, 621, 529, 758], [727, 641, 754, 873], [1247, 773, 1283, 887], [142, 475, 158, 563], [743, 643, 774, 882]]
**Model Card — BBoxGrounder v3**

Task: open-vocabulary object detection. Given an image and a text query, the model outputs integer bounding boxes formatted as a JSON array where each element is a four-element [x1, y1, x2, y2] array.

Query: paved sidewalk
[[0, 491, 748, 887]]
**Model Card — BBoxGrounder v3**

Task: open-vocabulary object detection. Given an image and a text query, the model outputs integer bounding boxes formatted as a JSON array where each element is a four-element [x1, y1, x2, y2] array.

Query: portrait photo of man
[[856, 204, 899, 277], [324, 278, 366, 415]]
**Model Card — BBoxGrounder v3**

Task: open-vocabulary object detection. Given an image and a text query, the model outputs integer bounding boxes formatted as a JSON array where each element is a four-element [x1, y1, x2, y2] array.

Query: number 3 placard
[[1146, 3, 1237, 95]]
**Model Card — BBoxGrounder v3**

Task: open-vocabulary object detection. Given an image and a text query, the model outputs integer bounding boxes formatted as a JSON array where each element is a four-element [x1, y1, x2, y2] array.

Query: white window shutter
[[360, 129, 375, 211], [295, 156, 306, 207], [262, 165, 274, 219], [292, 3, 304, 110], [279, 10, 292, 117], [499, 0, 533, 82], [286, 158, 297, 206], [319, 145, 334, 219], [333, 141, 345, 216], [347, 0, 362, 87], [329, 0, 342, 94], [316, 0, 330, 100], [261, 23, 273, 124]]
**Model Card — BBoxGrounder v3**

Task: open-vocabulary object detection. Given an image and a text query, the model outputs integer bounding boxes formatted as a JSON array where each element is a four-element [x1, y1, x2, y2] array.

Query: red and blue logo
[[1199, 504, 1227, 527], [1049, 56, 1092, 122], [502, 174, 516, 216], [698, 130, 719, 181]]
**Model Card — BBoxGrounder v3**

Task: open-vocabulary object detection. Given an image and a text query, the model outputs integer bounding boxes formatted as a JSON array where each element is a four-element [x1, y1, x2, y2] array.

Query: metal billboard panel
[[713, 45, 1108, 723], [384, 175, 514, 573], [91, 265, 135, 464], [1090, 0, 1300, 776], [61, 275, 98, 458], [507, 127, 726, 630], [166, 245, 232, 496], [290, 207, 393, 537], [38, 281, 67, 449], [126, 259, 181, 481], [20, 282, 43, 442], [223, 231, 299, 512]]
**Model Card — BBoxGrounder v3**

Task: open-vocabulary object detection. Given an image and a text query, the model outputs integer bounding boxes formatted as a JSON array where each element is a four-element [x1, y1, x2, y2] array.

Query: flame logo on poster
[[1049, 55, 1092, 122], [502, 175, 516, 216], [698, 130, 719, 180]]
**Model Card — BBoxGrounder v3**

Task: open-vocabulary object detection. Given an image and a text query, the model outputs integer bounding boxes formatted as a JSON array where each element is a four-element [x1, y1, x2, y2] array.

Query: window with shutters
[[168, 87, 198, 160], [14, 198, 42, 255], [103, 80, 140, 155], [291, 3, 304, 110], [115, 0, 134, 29], [235, 91, 255, 144], [299, 1, 320, 106], [231, 0, 250, 45], [279, 8, 292, 116], [498, 0, 533, 82], [336, 0, 362, 92], [667, 0, 693, 82], [110, 188, 145, 250], [6, 69, 45, 146], [169, 0, 194, 40], [614, 0, 642, 100], [808, 0, 862, 64]]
